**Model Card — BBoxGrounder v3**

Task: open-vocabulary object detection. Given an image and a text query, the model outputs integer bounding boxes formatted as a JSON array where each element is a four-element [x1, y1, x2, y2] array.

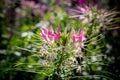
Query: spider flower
[[41, 27, 60, 42], [68, 6, 90, 16], [72, 29, 86, 43]]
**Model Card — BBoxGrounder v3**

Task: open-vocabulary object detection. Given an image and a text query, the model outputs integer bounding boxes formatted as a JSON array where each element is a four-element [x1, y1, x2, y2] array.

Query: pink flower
[[72, 29, 86, 43], [68, 6, 90, 16], [78, 6, 90, 13], [41, 27, 60, 42]]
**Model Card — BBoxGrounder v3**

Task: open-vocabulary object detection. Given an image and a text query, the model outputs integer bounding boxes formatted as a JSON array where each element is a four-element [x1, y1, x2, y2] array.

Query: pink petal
[[41, 27, 48, 34], [54, 33, 60, 41], [53, 27, 61, 41], [78, 30, 85, 36], [78, 30, 86, 42], [41, 27, 49, 41], [48, 31, 54, 39], [41, 32, 48, 41]]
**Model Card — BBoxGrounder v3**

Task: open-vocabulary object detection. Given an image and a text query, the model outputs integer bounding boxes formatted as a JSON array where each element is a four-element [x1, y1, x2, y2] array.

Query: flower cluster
[[40, 27, 60, 42], [72, 29, 86, 43], [40, 27, 86, 44]]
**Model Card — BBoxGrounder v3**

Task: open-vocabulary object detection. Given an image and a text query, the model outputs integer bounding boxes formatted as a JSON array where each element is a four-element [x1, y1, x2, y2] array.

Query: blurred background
[[0, 0, 120, 80]]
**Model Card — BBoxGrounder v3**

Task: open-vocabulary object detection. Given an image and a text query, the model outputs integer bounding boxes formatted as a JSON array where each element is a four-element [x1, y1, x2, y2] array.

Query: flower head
[[41, 27, 60, 42], [72, 29, 86, 43], [68, 6, 90, 23]]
